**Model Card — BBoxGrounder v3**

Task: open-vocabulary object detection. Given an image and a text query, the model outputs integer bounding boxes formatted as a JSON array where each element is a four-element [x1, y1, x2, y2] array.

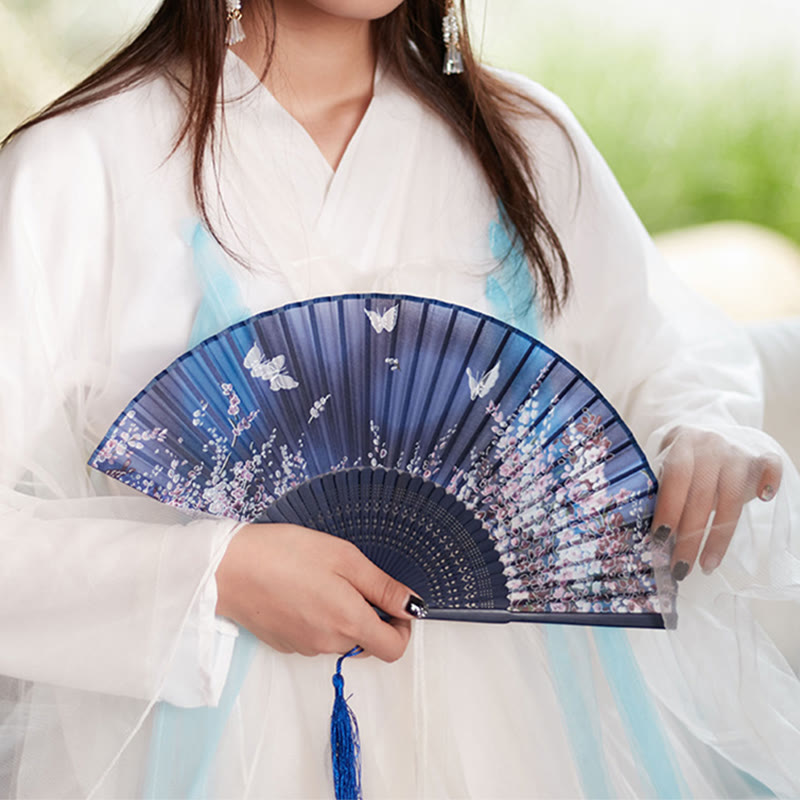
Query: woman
[[1, 1, 798, 797]]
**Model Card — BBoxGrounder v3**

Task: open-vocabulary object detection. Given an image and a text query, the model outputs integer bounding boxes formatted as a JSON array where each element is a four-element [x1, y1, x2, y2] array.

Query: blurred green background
[[474, 0, 800, 247], [2, 0, 799, 245]]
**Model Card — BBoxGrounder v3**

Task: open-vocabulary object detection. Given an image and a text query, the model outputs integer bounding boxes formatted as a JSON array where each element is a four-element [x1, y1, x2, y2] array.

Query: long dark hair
[[3, 0, 572, 316]]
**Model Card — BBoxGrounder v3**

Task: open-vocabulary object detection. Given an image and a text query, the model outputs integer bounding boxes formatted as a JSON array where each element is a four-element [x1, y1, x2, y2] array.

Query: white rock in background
[[655, 222, 800, 473], [655, 222, 800, 323]]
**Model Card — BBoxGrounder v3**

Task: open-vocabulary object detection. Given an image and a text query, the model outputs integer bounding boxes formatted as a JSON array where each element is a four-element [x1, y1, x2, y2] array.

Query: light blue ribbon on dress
[[486, 210, 539, 338], [187, 223, 251, 345], [488, 209, 776, 799], [143, 222, 257, 799], [486, 207, 687, 799]]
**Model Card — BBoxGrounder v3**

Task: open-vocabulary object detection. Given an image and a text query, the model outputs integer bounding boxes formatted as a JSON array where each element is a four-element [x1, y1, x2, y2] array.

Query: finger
[[356, 617, 412, 661], [650, 439, 694, 546], [672, 454, 721, 581], [336, 552, 420, 661], [755, 452, 783, 503], [388, 617, 412, 639], [699, 459, 748, 575], [351, 603, 412, 662], [340, 545, 428, 620], [261, 636, 295, 655]]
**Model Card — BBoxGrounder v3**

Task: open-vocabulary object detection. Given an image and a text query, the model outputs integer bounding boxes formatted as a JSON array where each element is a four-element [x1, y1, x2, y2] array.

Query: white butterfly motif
[[244, 344, 299, 391], [466, 362, 501, 401], [364, 305, 399, 334]]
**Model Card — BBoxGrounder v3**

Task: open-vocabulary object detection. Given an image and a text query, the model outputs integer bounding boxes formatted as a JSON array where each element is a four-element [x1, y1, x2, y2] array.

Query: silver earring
[[442, 1, 464, 75], [226, 0, 246, 46]]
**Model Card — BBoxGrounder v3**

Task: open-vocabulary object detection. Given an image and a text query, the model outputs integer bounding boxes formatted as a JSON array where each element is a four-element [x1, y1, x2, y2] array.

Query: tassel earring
[[442, 0, 464, 75], [226, 0, 246, 46]]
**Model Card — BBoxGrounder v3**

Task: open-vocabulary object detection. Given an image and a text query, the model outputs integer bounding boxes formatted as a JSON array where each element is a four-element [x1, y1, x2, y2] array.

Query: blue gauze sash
[[144, 223, 256, 798], [488, 212, 687, 799]]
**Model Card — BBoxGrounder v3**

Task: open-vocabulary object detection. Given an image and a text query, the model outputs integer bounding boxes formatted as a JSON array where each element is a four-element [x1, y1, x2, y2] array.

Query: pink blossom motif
[[576, 412, 602, 437], [92, 424, 167, 465], [221, 383, 241, 417], [368, 421, 389, 469], [231, 410, 258, 438]]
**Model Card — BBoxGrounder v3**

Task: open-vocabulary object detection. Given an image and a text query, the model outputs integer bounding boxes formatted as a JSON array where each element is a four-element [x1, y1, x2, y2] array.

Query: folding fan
[[90, 294, 675, 628]]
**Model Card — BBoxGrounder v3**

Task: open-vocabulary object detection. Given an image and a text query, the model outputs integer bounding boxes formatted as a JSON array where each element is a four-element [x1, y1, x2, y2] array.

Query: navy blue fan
[[90, 294, 675, 628]]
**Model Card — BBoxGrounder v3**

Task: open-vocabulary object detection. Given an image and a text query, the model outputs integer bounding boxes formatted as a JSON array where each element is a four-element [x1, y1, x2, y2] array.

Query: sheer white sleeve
[[0, 117, 239, 706]]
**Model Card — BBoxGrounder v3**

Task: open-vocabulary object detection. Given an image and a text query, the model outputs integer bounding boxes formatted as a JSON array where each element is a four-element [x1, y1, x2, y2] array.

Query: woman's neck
[[234, 2, 377, 170]]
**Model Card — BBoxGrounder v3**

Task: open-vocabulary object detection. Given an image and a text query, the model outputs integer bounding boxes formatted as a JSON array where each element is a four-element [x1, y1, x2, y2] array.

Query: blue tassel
[[331, 647, 364, 800]]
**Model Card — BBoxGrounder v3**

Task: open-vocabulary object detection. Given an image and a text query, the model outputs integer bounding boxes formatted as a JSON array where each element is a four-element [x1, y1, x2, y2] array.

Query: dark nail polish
[[405, 595, 428, 619], [652, 525, 671, 544], [672, 561, 690, 582]]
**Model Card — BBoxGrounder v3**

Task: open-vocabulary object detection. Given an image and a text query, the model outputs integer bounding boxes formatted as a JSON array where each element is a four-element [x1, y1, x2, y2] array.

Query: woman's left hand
[[650, 426, 783, 581]]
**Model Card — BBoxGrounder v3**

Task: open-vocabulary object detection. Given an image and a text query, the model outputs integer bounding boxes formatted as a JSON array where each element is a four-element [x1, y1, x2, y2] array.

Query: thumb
[[345, 552, 428, 620]]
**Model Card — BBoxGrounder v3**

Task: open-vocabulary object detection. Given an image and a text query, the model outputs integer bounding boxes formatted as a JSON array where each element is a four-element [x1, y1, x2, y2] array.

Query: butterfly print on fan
[[466, 363, 501, 400], [244, 344, 299, 391], [364, 305, 398, 333]]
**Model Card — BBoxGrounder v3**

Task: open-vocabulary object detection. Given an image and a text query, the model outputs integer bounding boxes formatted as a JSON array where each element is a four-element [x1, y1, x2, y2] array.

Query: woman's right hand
[[215, 523, 419, 662]]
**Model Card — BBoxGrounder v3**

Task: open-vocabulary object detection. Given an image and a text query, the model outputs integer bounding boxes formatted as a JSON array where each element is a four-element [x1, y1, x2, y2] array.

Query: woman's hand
[[651, 426, 783, 580], [215, 523, 422, 661]]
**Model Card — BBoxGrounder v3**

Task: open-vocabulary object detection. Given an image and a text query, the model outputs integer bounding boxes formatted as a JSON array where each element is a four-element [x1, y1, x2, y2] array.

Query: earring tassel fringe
[[226, 14, 245, 46], [226, 1, 246, 46], [330, 648, 363, 800], [442, 6, 464, 75]]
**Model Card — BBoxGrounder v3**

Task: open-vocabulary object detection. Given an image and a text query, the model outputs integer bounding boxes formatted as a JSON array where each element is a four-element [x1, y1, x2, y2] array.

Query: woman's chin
[[278, 0, 406, 23]]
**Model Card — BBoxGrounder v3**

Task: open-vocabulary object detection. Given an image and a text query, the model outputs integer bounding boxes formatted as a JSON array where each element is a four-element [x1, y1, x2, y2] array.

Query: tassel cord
[[331, 647, 364, 800]]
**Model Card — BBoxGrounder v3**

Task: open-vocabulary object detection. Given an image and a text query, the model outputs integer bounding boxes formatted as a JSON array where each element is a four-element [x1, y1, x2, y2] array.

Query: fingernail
[[405, 595, 428, 619], [652, 525, 671, 544], [672, 561, 690, 582], [701, 554, 721, 575], [759, 485, 776, 502]]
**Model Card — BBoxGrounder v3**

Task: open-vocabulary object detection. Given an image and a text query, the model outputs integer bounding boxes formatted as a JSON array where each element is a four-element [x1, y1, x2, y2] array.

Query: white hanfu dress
[[0, 52, 799, 799]]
